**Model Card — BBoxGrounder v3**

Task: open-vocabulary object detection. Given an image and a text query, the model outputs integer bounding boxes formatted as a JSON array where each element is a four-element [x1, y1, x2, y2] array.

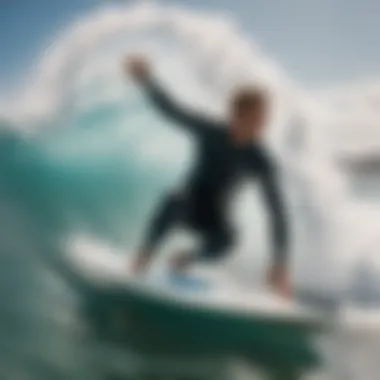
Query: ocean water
[[1, 3, 380, 379]]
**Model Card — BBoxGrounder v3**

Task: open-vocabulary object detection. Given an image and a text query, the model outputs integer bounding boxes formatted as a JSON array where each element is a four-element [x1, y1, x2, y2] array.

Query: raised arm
[[124, 55, 214, 136]]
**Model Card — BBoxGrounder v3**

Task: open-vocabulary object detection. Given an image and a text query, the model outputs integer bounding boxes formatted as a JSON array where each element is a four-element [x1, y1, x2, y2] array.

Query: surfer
[[124, 56, 291, 298]]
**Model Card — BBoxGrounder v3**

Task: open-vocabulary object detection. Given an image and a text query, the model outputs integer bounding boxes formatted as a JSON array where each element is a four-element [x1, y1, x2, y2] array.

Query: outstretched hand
[[267, 262, 292, 299], [123, 55, 150, 82]]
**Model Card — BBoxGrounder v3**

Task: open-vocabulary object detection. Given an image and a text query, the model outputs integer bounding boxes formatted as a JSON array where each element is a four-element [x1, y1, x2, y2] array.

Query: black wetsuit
[[140, 77, 289, 265]]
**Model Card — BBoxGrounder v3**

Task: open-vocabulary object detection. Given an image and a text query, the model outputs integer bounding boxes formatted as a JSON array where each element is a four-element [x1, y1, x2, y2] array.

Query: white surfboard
[[65, 235, 325, 328]]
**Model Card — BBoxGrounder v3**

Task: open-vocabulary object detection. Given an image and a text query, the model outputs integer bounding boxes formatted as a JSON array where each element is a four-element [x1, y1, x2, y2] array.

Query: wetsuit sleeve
[[257, 154, 289, 267], [141, 76, 213, 136]]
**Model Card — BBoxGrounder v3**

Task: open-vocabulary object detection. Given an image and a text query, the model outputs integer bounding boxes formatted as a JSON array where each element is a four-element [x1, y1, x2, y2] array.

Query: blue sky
[[1, 0, 380, 91]]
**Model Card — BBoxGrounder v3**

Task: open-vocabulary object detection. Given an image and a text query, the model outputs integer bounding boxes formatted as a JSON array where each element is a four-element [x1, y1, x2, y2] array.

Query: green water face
[[0, 105, 192, 251]]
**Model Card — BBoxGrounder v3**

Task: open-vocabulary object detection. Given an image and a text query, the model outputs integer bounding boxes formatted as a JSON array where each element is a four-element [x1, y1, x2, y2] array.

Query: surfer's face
[[229, 87, 269, 143]]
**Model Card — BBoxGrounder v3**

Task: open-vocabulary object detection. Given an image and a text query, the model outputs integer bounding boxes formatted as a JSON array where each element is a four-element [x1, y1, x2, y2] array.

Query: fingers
[[123, 54, 150, 81]]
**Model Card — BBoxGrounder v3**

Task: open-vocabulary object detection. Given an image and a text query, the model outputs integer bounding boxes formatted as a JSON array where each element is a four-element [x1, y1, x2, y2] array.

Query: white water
[[1, 2, 380, 379]]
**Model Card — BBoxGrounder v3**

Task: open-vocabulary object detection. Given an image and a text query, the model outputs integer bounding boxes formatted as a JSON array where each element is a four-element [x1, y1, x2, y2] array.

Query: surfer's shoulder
[[200, 119, 229, 139]]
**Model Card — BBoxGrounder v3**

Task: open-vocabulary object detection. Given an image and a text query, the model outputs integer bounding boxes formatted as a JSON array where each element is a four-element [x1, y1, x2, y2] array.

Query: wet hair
[[231, 86, 268, 114]]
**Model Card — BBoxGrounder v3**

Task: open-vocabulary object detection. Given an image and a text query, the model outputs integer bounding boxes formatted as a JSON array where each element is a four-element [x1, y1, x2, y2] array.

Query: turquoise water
[[0, 120, 184, 379]]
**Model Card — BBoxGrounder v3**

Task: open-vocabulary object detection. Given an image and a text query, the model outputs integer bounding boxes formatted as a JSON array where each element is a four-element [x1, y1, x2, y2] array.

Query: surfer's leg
[[170, 224, 235, 272], [133, 194, 184, 272], [142, 194, 184, 253]]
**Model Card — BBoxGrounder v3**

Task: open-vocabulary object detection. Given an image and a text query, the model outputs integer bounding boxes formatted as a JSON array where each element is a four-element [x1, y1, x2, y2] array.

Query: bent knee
[[201, 229, 235, 261], [218, 229, 235, 252]]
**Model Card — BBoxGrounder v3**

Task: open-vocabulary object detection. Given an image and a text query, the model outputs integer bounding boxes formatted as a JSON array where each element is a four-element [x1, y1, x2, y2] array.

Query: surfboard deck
[[65, 238, 324, 369], [67, 239, 324, 325]]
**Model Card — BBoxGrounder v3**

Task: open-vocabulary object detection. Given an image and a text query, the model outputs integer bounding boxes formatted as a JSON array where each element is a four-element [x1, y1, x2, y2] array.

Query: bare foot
[[130, 252, 151, 275], [169, 251, 194, 273], [267, 263, 292, 300]]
